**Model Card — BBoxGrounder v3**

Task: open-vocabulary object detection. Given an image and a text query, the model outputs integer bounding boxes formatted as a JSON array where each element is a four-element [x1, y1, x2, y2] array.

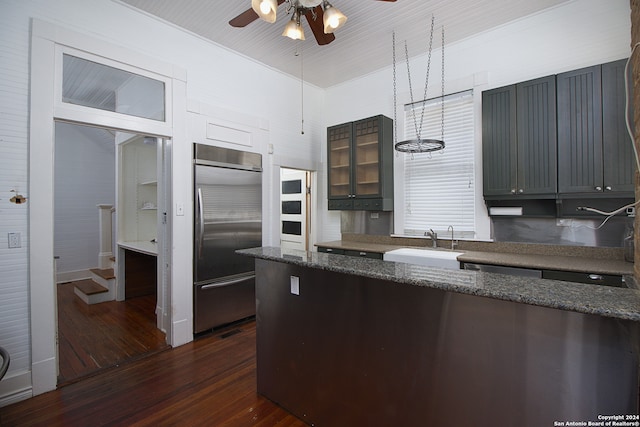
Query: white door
[[280, 168, 309, 251]]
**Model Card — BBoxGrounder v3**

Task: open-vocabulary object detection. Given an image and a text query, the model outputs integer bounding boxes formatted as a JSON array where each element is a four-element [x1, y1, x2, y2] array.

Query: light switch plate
[[290, 276, 300, 295], [8, 232, 21, 248]]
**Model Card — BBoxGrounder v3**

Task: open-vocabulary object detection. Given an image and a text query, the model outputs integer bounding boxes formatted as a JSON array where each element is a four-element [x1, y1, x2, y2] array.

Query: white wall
[[54, 123, 116, 277], [324, 0, 632, 240], [0, 0, 327, 403]]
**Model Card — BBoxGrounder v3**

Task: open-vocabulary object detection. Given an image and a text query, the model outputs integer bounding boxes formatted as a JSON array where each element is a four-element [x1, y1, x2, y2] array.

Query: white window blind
[[403, 90, 475, 238]]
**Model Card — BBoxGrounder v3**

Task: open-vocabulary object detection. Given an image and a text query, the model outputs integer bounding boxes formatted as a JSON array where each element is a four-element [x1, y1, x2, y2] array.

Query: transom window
[[62, 54, 165, 121]]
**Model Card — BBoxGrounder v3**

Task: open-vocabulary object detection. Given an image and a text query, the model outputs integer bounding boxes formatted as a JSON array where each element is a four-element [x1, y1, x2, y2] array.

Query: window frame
[[399, 89, 477, 239]]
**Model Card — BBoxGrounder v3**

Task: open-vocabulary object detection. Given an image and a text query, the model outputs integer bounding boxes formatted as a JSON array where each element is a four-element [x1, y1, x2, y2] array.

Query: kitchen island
[[239, 247, 639, 427]]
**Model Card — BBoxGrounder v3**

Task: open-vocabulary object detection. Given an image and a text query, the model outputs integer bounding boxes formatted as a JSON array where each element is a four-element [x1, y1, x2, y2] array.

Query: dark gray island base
[[238, 247, 640, 427]]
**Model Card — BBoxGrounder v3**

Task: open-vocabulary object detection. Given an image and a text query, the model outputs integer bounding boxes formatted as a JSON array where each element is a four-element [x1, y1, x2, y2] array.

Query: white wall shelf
[[118, 135, 158, 248]]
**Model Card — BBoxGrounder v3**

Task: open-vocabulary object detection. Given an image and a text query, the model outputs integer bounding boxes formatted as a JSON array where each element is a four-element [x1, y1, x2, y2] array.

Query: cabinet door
[[327, 123, 352, 199], [557, 65, 603, 193], [602, 59, 635, 194], [482, 86, 517, 196], [516, 76, 557, 195], [353, 117, 382, 197]]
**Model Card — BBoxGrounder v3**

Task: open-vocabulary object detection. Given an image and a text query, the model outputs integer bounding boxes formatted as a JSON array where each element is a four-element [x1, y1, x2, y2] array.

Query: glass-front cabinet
[[327, 115, 393, 211]]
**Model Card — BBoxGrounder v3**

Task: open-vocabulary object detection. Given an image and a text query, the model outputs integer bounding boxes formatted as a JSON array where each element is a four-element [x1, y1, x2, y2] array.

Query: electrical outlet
[[290, 276, 300, 295], [8, 232, 21, 248]]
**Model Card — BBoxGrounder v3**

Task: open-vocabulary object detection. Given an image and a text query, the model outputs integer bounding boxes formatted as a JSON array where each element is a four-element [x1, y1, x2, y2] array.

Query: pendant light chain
[[299, 40, 305, 134]]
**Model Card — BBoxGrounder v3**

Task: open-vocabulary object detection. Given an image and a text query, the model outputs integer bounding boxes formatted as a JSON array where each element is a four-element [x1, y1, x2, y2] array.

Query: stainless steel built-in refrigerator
[[193, 144, 262, 334]]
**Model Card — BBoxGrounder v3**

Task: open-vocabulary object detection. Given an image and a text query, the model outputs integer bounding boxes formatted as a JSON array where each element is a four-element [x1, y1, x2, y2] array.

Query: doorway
[[280, 168, 312, 251], [53, 122, 168, 384], [29, 20, 184, 394]]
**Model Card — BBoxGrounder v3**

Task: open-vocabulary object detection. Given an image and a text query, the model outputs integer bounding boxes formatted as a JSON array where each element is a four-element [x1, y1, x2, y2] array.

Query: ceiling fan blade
[[229, 8, 259, 28], [304, 6, 336, 46]]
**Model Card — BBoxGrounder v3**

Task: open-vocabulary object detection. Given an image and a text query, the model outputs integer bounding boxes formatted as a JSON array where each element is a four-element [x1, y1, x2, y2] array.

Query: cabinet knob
[[605, 186, 612, 191], [588, 274, 603, 281], [518, 189, 524, 194], [595, 186, 602, 191], [510, 189, 516, 194]]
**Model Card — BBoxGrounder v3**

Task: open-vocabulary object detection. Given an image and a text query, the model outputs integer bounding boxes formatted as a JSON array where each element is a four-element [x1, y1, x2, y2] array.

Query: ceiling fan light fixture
[[298, 0, 322, 7], [322, 1, 347, 33], [251, 0, 277, 23], [282, 10, 305, 40]]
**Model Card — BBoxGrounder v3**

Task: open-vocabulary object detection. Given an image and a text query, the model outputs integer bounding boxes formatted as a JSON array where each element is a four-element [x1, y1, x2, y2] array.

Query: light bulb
[[328, 16, 339, 29], [259, 1, 271, 14]]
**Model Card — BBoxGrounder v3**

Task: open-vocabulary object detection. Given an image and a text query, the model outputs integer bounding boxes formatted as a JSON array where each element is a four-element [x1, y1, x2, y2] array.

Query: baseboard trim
[[56, 269, 90, 284], [0, 370, 33, 407]]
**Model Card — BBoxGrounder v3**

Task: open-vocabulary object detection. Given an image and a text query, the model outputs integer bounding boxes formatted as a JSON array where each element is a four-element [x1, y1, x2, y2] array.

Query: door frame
[[29, 19, 188, 395], [280, 168, 311, 251]]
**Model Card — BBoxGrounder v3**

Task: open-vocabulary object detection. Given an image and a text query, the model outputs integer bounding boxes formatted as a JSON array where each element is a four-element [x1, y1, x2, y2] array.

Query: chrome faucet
[[447, 225, 457, 250], [425, 229, 438, 248]]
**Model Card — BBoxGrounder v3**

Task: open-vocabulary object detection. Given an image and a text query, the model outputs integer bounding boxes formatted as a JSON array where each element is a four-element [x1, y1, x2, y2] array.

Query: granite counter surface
[[315, 239, 634, 276], [238, 246, 640, 322]]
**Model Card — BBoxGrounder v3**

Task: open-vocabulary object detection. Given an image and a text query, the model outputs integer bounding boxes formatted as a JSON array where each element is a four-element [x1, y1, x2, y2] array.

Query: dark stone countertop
[[238, 246, 640, 322], [315, 239, 634, 276]]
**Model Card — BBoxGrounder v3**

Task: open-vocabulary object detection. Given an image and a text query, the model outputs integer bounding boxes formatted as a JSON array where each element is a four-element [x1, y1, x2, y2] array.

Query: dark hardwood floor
[[56, 281, 169, 385], [1, 320, 306, 427]]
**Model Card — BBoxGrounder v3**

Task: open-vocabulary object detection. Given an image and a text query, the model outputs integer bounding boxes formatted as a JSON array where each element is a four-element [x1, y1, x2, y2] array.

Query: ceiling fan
[[229, 0, 397, 46]]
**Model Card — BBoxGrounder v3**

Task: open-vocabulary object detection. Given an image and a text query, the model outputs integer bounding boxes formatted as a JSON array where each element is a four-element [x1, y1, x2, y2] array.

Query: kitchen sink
[[383, 248, 463, 270]]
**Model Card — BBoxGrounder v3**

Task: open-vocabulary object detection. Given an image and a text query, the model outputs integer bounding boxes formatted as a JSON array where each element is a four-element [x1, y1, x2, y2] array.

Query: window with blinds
[[402, 90, 475, 238]]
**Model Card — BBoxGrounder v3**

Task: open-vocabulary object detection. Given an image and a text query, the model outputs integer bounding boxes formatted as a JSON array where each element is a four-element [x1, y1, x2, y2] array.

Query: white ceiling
[[118, 0, 571, 88]]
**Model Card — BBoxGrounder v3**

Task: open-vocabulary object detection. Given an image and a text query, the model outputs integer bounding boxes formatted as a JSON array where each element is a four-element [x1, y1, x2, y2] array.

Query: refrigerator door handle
[[200, 274, 256, 290], [197, 187, 204, 258]]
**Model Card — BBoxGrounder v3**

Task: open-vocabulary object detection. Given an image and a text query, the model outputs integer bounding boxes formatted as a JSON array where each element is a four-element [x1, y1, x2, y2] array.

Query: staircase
[[72, 204, 117, 305], [73, 264, 116, 304]]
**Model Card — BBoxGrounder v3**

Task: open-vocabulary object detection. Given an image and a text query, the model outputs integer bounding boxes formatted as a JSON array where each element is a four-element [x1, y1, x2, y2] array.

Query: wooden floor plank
[[0, 322, 307, 427], [56, 281, 168, 384]]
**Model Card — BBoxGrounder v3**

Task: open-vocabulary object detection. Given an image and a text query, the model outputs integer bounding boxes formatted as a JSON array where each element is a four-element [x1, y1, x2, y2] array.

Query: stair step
[[90, 268, 115, 281], [74, 279, 109, 296]]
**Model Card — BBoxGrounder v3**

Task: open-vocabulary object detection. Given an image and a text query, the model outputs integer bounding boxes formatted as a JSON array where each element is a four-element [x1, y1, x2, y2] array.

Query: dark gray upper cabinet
[[482, 85, 516, 196], [327, 115, 394, 211], [557, 60, 634, 196], [557, 65, 603, 194], [602, 59, 635, 194], [482, 76, 557, 198]]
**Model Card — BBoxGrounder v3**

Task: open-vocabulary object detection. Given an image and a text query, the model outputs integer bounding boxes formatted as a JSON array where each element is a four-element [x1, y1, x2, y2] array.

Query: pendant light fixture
[[393, 16, 446, 154], [321, 0, 347, 33], [282, 7, 305, 40], [251, 0, 278, 23], [238, 0, 353, 42]]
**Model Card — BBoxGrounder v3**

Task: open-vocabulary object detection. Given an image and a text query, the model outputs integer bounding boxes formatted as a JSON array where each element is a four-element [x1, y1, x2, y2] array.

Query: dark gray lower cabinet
[[317, 246, 383, 259], [316, 246, 345, 255], [343, 249, 383, 259]]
